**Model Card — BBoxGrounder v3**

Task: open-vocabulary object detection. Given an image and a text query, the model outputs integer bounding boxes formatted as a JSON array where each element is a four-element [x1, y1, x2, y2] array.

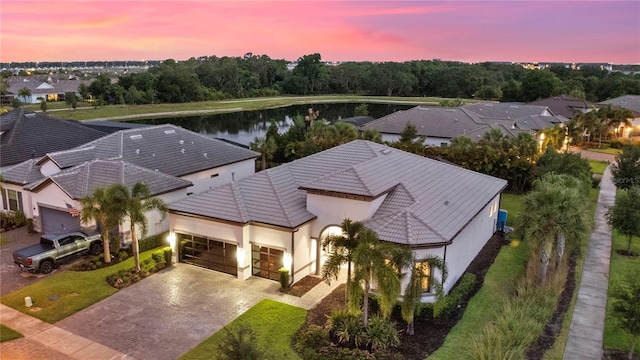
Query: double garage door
[[178, 233, 238, 276], [177, 232, 284, 281], [40, 206, 81, 234]]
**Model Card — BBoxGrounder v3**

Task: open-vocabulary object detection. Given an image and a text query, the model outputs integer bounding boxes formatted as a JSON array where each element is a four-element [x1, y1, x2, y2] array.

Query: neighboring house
[[1, 124, 260, 242], [361, 103, 565, 146], [527, 94, 592, 119], [168, 140, 507, 301], [5, 76, 90, 103], [598, 95, 640, 138], [0, 109, 107, 167]]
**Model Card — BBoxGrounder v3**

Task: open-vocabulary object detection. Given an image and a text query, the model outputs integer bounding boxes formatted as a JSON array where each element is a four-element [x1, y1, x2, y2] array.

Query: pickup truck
[[13, 231, 103, 274]]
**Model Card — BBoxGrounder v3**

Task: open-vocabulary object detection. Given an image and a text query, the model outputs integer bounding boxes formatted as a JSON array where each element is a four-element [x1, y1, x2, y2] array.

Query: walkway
[[563, 165, 616, 359], [0, 304, 134, 360]]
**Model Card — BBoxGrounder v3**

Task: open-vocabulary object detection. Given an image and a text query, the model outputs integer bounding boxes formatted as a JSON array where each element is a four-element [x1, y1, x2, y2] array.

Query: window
[[415, 261, 431, 292], [3, 189, 23, 212]]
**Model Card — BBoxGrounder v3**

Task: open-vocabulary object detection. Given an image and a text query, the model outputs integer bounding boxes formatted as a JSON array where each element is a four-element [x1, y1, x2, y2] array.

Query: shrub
[[151, 252, 163, 263], [431, 273, 477, 319], [295, 324, 330, 350], [140, 258, 155, 274], [163, 248, 172, 265], [326, 311, 365, 348], [0, 210, 27, 230], [279, 267, 290, 289], [138, 233, 168, 252], [364, 316, 400, 351], [118, 251, 129, 262], [217, 323, 264, 360], [26, 218, 35, 233]]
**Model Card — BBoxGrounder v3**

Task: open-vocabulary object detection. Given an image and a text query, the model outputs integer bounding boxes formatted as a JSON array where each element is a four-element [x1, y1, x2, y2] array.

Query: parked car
[[13, 231, 103, 274]]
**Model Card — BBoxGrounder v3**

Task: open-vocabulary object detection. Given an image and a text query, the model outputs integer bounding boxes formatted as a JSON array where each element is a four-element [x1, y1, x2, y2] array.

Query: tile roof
[[598, 95, 640, 115], [462, 102, 552, 119], [38, 124, 260, 177], [0, 109, 106, 167], [0, 159, 43, 185], [169, 140, 507, 246], [527, 95, 592, 118], [26, 159, 192, 199]]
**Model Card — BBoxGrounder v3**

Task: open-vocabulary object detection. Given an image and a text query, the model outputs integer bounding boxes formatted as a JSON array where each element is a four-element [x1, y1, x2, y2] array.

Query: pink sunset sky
[[1, 1, 639, 64]]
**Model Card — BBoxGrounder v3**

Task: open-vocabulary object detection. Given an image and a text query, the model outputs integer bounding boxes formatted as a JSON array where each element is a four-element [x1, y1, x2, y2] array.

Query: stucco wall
[[181, 159, 255, 195], [306, 193, 387, 237]]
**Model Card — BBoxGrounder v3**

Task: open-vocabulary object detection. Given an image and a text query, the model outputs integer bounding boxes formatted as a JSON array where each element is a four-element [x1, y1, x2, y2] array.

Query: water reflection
[[132, 103, 412, 146]]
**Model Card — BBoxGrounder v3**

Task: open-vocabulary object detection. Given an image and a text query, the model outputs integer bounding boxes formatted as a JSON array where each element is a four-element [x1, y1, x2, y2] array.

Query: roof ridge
[[406, 210, 448, 244], [230, 182, 249, 222], [266, 170, 294, 226]]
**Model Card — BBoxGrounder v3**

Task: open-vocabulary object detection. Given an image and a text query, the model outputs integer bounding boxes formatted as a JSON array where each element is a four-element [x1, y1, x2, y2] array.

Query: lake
[[131, 103, 413, 146]]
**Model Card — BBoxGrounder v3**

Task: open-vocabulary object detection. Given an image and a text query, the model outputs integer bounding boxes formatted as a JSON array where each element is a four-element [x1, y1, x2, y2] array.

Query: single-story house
[[1, 124, 259, 244], [0, 109, 107, 167], [5, 76, 91, 103], [361, 103, 566, 147], [168, 140, 507, 301], [527, 94, 592, 119], [598, 95, 640, 138]]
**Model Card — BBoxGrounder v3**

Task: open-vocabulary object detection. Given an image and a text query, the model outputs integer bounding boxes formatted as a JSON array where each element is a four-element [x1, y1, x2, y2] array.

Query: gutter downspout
[[291, 228, 299, 285], [443, 244, 448, 291]]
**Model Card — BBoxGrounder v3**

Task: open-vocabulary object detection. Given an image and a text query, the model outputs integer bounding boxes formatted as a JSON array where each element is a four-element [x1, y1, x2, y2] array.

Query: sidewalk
[[563, 165, 616, 359], [0, 304, 135, 360]]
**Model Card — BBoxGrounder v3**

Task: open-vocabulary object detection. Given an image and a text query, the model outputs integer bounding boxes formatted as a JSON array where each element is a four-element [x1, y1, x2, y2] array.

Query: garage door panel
[[40, 207, 81, 234], [177, 233, 237, 276]]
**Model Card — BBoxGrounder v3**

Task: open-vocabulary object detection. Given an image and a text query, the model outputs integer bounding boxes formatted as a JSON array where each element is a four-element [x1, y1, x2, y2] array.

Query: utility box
[[497, 210, 508, 231]]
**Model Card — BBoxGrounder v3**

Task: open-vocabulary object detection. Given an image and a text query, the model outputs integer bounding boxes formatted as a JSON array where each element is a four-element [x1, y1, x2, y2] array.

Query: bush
[[118, 251, 129, 262], [26, 218, 35, 233], [0, 210, 27, 230], [140, 258, 155, 274], [295, 324, 330, 350], [326, 311, 365, 348], [365, 316, 400, 351], [425, 273, 476, 319], [217, 323, 265, 360], [279, 267, 290, 289], [151, 252, 163, 263], [138, 233, 168, 252], [163, 248, 172, 265]]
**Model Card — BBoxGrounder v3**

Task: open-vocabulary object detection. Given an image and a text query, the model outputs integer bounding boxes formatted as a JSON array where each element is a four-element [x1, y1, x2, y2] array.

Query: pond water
[[131, 103, 412, 146]]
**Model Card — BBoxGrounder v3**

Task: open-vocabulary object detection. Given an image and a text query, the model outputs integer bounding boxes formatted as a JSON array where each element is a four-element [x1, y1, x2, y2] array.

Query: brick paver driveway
[[1, 228, 51, 295], [56, 264, 284, 360]]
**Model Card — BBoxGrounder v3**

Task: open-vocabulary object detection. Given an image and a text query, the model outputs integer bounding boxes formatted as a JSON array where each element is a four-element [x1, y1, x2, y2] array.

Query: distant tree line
[[74, 53, 640, 105]]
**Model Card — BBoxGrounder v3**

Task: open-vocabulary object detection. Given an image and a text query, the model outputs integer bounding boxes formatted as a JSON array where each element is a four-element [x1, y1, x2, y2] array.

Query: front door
[[251, 245, 283, 281]]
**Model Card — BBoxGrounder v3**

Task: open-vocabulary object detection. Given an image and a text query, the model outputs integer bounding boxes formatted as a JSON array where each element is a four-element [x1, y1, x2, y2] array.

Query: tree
[[289, 53, 328, 95], [79, 185, 126, 264], [111, 182, 168, 273], [217, 323, 265, 360], [39, 98, 47, 112], [250, 136, 277, 171], [65, 92, 77, 110], [606, 186, 640, 255], [17, 87, 31, 103], [611, 145, 640, 191], [321, 218, 365, 306], [520, 173, 590, 284], [609, 106, 633, 138], [77, 83, 90, 101], [354, 103, 368, 116], [401, 256, 447, 335], [349, 227, 412, 326]]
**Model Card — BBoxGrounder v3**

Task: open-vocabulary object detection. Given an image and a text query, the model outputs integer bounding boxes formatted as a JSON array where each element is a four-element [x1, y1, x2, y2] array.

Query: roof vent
[[135, 149, 140, 155], [446, 109, 456, 112], [203, 152, 208, 158], [181, 149, 185, 154], [380, 149, 392, 155], [130, 134, 142, 140], [164, 129, 176, 134], [25, 113, 36, 118], [444, 201, 450, 205], [179, 140, 184, 145]]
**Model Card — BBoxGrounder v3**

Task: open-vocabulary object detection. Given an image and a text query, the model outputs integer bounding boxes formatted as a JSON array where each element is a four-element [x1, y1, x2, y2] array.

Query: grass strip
[[0, 324, 23, 342], [0, 248, 161, 323], [179, 299, 306, 360], [588, 160, 609, 175]]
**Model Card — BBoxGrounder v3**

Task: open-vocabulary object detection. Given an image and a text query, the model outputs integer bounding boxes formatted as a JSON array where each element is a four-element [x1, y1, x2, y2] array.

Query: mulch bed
[[280, 275, 323, 297], [304, 232, 506, 359]]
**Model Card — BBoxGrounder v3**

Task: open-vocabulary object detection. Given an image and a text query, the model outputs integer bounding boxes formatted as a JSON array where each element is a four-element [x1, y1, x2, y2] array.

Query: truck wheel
[[40, 260, 53, 274], [90, 243, 103, 256]]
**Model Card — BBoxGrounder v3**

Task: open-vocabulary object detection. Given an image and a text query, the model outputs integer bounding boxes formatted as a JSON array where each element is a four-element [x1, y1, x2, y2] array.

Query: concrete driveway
[[55, 264, 295, 360], [0, 228, 50, 295]]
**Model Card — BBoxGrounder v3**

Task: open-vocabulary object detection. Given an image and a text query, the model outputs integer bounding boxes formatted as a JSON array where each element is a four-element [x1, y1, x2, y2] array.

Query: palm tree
[[349, 227, 412, 326], [540, 125, 565, 152], [17, 87, 31, 103], [520, 173, 589, 284], [79, 185, 126, 264], [321, 218, 364, 306], [573, 107, 600, 144], [250, 136, 277, 171], [609, 106, 633, 138], [112, 182, 168, 273], [401, 255, 447, 335]]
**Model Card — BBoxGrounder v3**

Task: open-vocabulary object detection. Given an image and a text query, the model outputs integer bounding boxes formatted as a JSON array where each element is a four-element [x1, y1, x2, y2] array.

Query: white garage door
[[40, 206, 81, 234]]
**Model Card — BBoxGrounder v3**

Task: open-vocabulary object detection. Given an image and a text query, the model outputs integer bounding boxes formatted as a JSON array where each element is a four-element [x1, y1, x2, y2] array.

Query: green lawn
[[603, 229, 640, 357], [586, 147, 623, 155], [0, 248, 166, 323], [429, 193, 529, 359], [22, 95, 470, 121], [0, 235, 10, 247], [588, 160, 609, 175], [0, 324, 23, 342], [179, 299, 306, 360]]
